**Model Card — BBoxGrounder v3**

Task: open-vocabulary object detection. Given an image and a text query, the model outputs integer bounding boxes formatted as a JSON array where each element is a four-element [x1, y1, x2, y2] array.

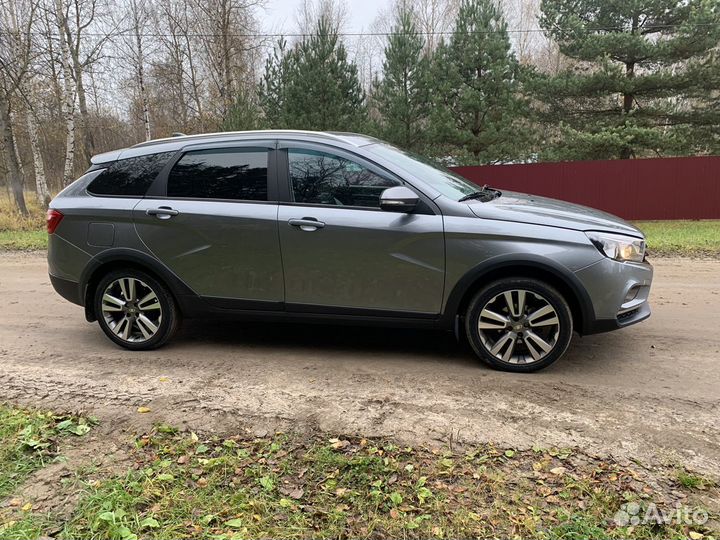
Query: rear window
[[87, 152, 174, 196], [167, 149, 268, 201]]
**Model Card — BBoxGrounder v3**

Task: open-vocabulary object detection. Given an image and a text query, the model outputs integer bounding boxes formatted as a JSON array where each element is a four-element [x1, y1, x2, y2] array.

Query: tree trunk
[[620, 60, 635, 160], [0, 97, 29, 216], [74, 64, 95, 162], [56, 0, 76, 186], [134, 23, 152, 141], [9, 110, 26, 179], [26, 109, 51, 207]]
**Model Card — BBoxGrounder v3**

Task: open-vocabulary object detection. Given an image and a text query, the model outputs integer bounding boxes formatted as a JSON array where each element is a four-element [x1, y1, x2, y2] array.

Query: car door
[[277, 142, 445, 315], [133, 142, 284, 308]]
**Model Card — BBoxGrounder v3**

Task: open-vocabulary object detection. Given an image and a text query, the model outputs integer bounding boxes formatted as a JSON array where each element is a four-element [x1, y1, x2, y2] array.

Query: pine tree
[[221, 88, 264, 131], [258, 38, 291, 128], [429, 0, 526, 165], [372, 6, 431, 150], [534, 0, 720, 160], [260, 16, 366, 131]]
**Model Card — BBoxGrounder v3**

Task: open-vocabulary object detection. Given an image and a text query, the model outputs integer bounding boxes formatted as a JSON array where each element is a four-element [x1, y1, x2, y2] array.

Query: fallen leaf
[[177, 455, 189, 464], [137, 407, 151, 414], [389, 508, 400, 519], [330, 439, 349, 450], [21, 503, 32, 512], [550, 467, 567, 476], [689, 532, 703, 540]]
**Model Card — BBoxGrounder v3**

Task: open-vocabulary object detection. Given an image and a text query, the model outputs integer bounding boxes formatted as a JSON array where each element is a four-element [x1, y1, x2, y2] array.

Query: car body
[[48, 130, 653, 371]]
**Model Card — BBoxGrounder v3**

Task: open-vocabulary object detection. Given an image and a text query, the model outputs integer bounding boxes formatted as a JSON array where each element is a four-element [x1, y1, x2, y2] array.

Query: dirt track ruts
[[1, 252, 719, 475]]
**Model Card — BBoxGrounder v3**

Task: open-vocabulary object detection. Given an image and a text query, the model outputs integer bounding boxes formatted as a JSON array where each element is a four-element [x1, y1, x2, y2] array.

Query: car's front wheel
[[465, 278, 573, 372], [94, 268, 179, 350]]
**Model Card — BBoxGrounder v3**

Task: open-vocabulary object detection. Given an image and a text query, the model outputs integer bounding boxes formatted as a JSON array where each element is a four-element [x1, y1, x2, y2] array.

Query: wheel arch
[[80, 248, 194, 322], [442, 255, 595, 335]]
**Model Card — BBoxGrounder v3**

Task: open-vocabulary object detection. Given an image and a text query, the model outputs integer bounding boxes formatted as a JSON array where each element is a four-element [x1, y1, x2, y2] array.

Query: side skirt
[[179, 295, 445, 330]]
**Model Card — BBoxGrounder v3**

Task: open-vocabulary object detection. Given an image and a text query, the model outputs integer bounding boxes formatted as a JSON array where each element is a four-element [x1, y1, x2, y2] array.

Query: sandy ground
[[1, 252, 719, 476]]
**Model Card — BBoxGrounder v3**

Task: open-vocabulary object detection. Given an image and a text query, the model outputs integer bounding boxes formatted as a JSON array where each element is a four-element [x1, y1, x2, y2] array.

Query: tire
[[94, 268, 180, 350], [464, 278, 573, 372]]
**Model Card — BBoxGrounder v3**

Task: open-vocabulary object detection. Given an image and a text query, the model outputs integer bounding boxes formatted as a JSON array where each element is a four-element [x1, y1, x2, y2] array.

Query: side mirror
[[380, 186, 419, 213]]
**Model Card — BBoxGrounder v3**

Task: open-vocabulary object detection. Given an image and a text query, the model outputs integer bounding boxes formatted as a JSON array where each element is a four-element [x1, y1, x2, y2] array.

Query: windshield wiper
[[459, 184, 500, 202]]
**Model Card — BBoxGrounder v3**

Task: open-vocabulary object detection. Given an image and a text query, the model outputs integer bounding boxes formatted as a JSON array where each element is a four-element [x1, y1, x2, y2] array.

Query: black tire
[[464, 278, 573, 372], [94, 268, 180, 350]]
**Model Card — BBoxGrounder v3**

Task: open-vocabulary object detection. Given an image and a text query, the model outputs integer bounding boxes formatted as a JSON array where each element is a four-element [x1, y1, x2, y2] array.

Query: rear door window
[[87, 152, 174, 196], [167, 149, 268, 201]]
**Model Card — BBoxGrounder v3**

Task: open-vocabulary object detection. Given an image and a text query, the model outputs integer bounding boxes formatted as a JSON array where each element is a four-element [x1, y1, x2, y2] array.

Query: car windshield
[[364, 143, 486, 201]]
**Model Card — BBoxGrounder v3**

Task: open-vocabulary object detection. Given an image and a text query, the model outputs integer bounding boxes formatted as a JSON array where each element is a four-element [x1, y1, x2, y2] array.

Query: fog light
[[625, 286, 639, 302]]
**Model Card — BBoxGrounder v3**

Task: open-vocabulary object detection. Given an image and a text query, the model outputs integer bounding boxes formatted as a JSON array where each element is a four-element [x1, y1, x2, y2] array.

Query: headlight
[[586, 231, 645, 262]]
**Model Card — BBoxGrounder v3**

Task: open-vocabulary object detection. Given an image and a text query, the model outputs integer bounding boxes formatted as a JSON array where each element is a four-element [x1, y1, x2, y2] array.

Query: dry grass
[[0, 193, 47, 232]]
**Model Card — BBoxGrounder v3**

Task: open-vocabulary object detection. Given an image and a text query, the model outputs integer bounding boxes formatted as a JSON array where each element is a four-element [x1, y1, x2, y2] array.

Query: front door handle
[[146, 206, 179, 219], [288, 218, 325, 231]]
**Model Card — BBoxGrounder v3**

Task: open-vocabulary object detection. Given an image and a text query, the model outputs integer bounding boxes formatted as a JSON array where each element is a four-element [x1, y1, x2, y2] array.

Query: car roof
[[91, 130, 380, 164]]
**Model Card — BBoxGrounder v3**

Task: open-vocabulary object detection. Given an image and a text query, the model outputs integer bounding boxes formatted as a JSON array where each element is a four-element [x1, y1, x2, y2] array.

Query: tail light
[[46, 209, 64, 234]]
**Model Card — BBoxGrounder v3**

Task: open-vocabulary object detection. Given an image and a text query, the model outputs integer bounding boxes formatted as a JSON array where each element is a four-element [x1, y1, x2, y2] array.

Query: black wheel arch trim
[[79, 248, 196, 320], [440, 254, 597, 335]]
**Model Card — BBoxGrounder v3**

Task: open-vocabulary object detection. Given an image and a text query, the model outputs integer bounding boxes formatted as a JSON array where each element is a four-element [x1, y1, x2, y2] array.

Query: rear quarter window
[[87, 152, 174, 196]]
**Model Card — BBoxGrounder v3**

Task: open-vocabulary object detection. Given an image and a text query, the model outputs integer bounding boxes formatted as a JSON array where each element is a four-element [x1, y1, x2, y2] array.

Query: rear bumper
[[49, 274, 83, 306]]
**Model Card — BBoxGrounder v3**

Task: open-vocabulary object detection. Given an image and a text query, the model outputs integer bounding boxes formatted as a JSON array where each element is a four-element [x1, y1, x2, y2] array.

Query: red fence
[[452, 156, 720, 220]]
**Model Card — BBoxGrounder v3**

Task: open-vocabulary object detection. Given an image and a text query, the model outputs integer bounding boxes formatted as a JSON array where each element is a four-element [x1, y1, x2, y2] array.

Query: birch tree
[[0, 0, 39, 214], [54, 0, 76, 186]]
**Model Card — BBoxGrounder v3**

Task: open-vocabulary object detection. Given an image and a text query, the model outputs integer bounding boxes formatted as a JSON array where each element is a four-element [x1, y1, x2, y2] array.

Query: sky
[[261, 0, 389, 35]]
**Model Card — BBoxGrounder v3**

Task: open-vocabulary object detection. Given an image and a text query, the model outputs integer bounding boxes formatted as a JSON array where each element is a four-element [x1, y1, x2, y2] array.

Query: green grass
[[53, 433, 714, 539], [0, 192, 48, 251], [677, 470, 715, 490], [0, 405, 94, 500], [0, 230, 47, 250], [635, 220, 720, 257], [1, 408, 717, 539]]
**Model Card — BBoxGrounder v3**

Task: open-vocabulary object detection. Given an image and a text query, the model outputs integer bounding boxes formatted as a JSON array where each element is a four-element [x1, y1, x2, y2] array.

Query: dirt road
[[1, 252, 719, 475]]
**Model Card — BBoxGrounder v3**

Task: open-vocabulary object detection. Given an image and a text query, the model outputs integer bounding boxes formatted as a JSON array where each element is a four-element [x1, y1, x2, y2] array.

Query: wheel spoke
[[103, 294, 125, 308], [119, 279, 128, 299], [138, 291, 160, 310], [527, 305, 559, 327], [135, 316, 153, 339], [113, 316, 129, 337], [525, 330, 553, 354], [490, 331, 515, 357], [503, 290, 525, 318], [525, 336, 543, 361], [479, 309, 509, 329], [127, 278, 136, 302], [137, 314, 158, 336], [501, 337, 516, 361]]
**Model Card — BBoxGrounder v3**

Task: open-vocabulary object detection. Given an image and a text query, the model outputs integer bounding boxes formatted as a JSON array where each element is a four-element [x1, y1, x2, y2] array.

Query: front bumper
[[574, 257, 653, 335]]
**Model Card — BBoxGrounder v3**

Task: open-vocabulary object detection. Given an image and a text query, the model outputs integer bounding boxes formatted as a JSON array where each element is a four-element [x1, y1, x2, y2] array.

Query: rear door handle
[[146, 206, 179, 219], [288, 218, 325, 231]]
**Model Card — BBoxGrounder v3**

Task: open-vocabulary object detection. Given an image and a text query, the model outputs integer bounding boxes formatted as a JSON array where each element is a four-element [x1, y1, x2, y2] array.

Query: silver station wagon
[[47, 130, 653, 372]]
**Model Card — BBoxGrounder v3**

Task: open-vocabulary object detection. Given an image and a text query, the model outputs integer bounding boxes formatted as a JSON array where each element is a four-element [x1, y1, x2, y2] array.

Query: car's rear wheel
[[465, 278, 573, 372], [94, 268, 179, 350]]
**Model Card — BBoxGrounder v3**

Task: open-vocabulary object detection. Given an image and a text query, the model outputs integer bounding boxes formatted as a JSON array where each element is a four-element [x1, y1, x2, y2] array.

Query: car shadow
[[174, 319, 474, 363], [170, 318, 637, 375]]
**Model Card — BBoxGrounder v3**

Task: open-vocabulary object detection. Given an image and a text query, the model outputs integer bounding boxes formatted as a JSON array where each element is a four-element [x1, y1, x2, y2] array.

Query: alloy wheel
[[100, 277, 163, 343], [477, 289, 560, 364]]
